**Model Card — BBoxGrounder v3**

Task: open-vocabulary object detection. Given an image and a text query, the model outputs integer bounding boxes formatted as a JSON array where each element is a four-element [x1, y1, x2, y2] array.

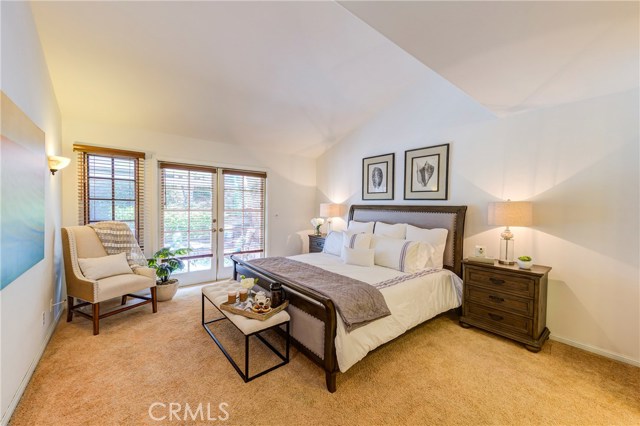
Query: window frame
[[74, 144, 146, 248]]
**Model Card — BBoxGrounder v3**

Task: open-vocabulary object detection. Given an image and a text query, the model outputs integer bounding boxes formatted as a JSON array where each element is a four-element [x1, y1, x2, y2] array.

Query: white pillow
[[347, 220, 374, 234], [371, 235, 430, 273], [342, 247, 375, 267], [374, 222, 407, 239], [405, 225, 448, 270], [322, 231, 344, 256], [78, 252, 133, 280], [342, 232, 372, 250]]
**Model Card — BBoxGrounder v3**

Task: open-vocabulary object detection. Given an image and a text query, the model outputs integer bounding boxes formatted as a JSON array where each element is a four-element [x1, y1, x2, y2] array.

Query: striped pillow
[[342, 232, 372, 250], [371, 235, 431, 273]]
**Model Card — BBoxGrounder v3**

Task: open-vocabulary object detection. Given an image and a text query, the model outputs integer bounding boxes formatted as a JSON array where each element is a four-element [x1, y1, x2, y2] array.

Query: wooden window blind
[[222, 169, 266, 261], [159, 162, 216, 273], [74, 144, 145, 248]]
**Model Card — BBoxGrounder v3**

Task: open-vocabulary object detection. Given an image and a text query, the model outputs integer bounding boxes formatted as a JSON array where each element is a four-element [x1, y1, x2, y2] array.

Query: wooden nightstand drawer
[[308, 235, 326, 253], [465, 302, 532, 336], [465, 286, 533, 317], [466, 268, 534, 298]]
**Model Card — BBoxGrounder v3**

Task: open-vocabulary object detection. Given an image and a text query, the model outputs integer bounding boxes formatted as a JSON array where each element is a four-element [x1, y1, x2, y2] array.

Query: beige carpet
[[10, 284, 640, 425]]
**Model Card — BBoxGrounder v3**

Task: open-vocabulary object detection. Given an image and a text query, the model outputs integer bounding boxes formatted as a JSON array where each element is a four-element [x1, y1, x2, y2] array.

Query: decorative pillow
[[374, 222, 407, 239], [322, 231, 344, 256], [347, 220, 374, 234], [342, 247, 375, 267], [371, 235, 430, 273], [342, 232, 373, 250], [405, 225, 448, 270], [78, 252, 133, 280]]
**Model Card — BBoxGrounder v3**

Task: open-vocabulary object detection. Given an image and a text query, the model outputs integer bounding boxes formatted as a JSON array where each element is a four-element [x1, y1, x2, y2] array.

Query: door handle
[[212, 229, 217, 233], [218, 228, 224, 233], [212, 218, 217, 223]]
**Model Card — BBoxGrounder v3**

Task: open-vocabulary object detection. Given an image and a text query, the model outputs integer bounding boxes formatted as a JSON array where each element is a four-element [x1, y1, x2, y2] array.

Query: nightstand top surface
[[462, 258, 551, 276]]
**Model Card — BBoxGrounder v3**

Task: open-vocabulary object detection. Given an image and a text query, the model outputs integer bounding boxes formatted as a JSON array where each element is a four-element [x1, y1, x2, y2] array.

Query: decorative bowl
[[517, 259, 533, 270]]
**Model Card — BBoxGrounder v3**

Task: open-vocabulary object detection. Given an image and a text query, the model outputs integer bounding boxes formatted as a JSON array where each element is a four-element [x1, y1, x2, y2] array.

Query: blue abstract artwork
[[1, 92, 45, 290]]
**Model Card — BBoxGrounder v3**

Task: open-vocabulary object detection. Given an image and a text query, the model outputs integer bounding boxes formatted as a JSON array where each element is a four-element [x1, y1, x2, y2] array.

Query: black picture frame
[[404, 143, 449, 200], [362, 153, 394, 200]]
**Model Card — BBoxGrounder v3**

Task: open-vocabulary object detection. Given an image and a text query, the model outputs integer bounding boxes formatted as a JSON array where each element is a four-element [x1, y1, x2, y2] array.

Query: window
[[75, 144, 145, 247], [159, 162, 216, 273], [222, 169, 266, 267]]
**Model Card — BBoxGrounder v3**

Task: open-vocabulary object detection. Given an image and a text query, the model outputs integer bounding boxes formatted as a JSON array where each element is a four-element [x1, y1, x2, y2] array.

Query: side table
[[309, 234, 326, 253]]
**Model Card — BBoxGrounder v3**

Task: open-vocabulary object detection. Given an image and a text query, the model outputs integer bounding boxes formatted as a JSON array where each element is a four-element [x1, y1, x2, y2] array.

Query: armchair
[[61, 225, 157, 335]]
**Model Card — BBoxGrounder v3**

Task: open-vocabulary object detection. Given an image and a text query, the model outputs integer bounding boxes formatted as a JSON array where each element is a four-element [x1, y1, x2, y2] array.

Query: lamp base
[[499, 236, 515, 265]]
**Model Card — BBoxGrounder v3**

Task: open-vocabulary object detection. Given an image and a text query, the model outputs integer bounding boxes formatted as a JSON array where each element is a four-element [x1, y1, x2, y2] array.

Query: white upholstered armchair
[[61, 225, 157, 335]]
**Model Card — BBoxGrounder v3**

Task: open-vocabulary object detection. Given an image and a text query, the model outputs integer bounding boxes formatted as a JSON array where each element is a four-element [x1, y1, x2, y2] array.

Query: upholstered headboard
[[348, 205, 467, 277]]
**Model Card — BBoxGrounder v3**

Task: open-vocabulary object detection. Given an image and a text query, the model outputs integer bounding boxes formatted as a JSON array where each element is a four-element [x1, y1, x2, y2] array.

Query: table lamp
[[319, 203, 342, 234], [488, 200, 532, 265]]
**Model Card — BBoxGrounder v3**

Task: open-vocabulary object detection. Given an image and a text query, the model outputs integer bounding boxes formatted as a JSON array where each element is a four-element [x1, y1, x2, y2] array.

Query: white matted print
[[368, 162, 387, 193], [404, 143, 449, 200], [362, 153, 394, 200]]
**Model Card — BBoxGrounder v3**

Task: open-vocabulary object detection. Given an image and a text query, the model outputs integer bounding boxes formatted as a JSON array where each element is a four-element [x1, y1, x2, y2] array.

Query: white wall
[[0, 2, 64, 423], [60, 120, 317, 275], [317, 73, 640, 365]]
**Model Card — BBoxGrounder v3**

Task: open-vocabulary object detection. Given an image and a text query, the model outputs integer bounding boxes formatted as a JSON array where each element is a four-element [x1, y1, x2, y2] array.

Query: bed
[[232, 204, 467, 392]]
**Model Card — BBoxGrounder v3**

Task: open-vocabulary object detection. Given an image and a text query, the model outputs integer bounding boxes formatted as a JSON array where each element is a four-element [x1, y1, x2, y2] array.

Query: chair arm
[[134, 266, 157, 285]]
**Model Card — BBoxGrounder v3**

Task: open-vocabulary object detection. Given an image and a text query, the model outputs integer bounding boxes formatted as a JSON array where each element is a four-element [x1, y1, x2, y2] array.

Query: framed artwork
[[404, 143, 449, 200], [362, 153, 394, 200], [1, 91, 45, 290]]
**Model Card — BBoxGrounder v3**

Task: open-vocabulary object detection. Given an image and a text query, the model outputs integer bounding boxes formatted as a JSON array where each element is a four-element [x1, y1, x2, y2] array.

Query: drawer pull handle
[[488, 313, 504, 321], [489, 278, 505, 285], [489, 295, 505, 303]]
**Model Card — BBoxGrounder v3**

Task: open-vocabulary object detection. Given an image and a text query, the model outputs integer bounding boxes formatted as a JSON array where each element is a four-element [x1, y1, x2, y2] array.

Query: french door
[[159, 162, 266, 285]]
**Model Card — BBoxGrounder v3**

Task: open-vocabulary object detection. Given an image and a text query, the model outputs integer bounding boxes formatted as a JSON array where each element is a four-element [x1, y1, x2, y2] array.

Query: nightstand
[[308, 234, 326, 253], [459, 259, 552, 352]]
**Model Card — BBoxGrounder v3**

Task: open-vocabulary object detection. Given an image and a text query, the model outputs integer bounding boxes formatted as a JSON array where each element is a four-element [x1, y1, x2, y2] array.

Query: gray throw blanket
[[248, 257, 391, 332], [89, 221, 147, 270]]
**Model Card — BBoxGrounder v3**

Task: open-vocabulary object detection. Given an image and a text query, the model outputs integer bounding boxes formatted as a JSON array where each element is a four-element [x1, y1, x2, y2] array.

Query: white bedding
[[289, 253, 463, 372]]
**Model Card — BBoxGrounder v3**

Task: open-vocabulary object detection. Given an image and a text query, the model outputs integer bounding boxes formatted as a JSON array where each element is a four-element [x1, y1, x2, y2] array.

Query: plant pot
[[517, 259, 533, 270], [156, 279, 179, 302]]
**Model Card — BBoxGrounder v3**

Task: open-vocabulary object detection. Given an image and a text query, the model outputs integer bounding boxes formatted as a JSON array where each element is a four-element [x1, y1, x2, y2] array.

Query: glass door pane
[[160, 166, 216, 285], [218, 171, 266, 278]]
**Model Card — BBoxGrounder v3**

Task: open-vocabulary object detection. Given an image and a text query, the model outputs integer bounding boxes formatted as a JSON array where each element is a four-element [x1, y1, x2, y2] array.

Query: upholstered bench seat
[[201, 280, 290, 383], [202, 281, 290, 335]]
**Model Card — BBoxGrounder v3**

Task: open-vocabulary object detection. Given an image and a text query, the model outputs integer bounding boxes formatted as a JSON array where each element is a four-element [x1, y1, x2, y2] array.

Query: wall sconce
[[319, 203, 343, 234], [488, 200, 532, 265], [48, 156, 70, 175]]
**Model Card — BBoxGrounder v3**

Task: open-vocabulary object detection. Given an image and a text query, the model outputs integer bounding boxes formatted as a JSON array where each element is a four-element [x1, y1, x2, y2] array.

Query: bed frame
[[232, 204, 467, 392]]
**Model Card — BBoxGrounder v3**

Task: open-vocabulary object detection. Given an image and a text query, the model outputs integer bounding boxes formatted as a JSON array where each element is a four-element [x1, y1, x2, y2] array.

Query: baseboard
[[1, 308, 64, 426], [550, 334, 640, 367]]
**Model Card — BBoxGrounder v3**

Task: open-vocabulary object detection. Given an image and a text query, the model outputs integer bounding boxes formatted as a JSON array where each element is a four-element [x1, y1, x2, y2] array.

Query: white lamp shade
[[48, 155, 71, 172], [488, 201, 532, 227], [319, 203, 341, 218]]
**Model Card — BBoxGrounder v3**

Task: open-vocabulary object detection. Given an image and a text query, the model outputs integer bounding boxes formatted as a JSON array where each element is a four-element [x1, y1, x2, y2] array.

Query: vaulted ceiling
[[30, 1, 638, 157]]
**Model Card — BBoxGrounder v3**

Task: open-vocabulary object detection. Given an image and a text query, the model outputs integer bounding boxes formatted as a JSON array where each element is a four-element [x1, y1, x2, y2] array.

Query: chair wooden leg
[[92, 303, 100, 335], [151, 287, 158, 313], [66, 296, 74, 322], [121, 295, 127, 305]]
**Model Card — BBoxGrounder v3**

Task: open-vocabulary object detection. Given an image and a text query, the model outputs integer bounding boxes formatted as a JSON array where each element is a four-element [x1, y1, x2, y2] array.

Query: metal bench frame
[[202, 293, 290, 382]]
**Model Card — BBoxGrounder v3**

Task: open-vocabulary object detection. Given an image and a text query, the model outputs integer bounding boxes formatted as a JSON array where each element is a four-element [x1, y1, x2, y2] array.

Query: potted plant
[[517, 255, 533, 270], [148, 247, 192, 301], [310, 217, 325, 236]]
